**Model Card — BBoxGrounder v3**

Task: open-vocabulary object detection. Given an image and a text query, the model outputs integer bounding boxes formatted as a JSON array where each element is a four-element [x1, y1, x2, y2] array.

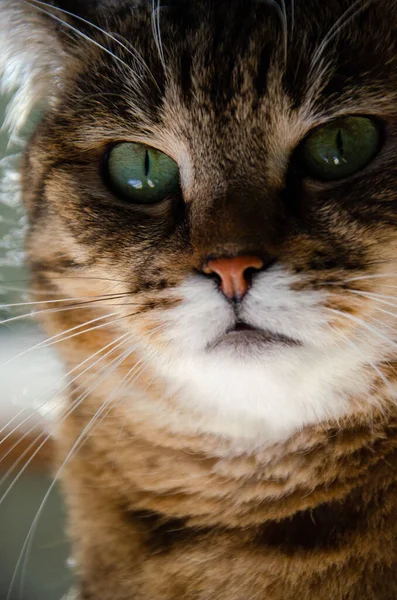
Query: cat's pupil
[[105, 143, 181, 204], [299, 116, 380, 181]]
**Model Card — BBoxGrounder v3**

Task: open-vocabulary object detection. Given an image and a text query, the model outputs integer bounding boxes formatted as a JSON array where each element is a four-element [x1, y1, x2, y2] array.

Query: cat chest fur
[[58, 400, 397, 600]]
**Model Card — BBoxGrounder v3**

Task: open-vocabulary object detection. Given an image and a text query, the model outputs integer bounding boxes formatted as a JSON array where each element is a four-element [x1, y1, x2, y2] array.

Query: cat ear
[[0, 0, 129, 137], [0, 0, 69, 137]]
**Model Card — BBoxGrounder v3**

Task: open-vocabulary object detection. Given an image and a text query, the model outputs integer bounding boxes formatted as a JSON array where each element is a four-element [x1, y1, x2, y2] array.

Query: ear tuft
[[0, 0, 66, 138]]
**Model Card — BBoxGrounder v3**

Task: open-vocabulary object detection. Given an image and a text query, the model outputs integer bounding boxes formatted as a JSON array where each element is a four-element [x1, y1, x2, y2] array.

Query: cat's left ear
[[0, 0, 128, 136], [0, 0, 69, 136]]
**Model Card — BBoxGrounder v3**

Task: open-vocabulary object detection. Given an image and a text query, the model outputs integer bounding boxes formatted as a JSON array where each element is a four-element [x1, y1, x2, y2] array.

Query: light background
[[0, 95, 74, 600]]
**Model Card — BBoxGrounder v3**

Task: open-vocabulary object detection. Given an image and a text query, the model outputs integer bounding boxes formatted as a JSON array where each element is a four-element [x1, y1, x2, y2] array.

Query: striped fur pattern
[[1, 0, 397, 598]]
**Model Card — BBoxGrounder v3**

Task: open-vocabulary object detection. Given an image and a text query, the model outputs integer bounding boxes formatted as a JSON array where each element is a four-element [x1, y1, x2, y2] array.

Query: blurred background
[[0, 95, 74, 600]]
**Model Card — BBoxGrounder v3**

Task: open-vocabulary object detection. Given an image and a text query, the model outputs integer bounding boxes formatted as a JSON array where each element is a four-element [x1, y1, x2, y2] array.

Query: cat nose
[[202, 255, 264, 301]]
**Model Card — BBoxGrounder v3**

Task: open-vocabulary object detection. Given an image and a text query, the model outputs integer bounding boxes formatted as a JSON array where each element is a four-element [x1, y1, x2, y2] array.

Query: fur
[[1, 0, 397, 597]]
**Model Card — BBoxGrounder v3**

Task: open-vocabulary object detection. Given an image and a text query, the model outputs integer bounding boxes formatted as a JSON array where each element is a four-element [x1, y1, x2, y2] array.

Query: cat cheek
[[240, 270, 330, 347], [156, 276, 235, 354]]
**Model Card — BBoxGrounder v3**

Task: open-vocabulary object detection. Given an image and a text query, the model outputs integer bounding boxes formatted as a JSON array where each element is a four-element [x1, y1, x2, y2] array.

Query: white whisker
[[345, 290, 397, 308], [0, 291, 130, 310], [27, 0, 161, 92], [0, 311, 120, 367], [23, 0, 143, 92], [0, 297, 129, 327], [6, 400, 113, 600], [326, 307, 397, 351], [0, 335, 142, 506], [343, 273, 397, 284], [151, 0, 166, 70], [0, 340, 132, 480], [0, 408, 27, 436], [0, 323, 164, 488], [344, 335, 396, 399], [3, 323, 167, 600], [310, 0, 375, 75], [70, 324, 166, 452], [0, 331, 132, 449]]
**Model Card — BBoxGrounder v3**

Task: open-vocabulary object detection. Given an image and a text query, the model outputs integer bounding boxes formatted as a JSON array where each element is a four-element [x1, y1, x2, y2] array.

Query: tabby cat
[[1, 0, 397, 598]]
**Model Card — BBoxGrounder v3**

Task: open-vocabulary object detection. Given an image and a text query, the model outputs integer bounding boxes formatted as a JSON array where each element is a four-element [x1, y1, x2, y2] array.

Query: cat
[[1, 0, 397, 598]]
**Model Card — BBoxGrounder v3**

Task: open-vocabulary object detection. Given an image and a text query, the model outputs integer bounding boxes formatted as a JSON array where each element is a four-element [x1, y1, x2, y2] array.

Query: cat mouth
[[209, 321, 300, 351]]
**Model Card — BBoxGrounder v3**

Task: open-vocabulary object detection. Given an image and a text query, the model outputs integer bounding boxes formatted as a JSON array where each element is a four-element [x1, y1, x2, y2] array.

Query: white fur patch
[[137, 266, 390, 451]]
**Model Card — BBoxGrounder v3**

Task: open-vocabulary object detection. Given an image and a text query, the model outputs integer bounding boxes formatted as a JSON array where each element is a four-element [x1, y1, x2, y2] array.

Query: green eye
[[300, 116, 380, 181], [105, 143, 180, 203]]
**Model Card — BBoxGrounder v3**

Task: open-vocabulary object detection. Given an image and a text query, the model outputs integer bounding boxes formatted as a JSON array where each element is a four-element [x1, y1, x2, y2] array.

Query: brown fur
[[57, 395, 397, 600], [2, 0, 397, 597]]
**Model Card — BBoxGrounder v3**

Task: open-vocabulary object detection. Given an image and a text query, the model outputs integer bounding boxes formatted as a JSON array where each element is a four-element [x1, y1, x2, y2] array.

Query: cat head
[[1, 0, 397, 448]]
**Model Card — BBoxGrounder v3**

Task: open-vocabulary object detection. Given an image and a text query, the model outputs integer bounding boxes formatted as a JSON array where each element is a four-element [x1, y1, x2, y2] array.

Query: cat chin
[[148, 268, 387, 447], [150, 340, 375, 451]]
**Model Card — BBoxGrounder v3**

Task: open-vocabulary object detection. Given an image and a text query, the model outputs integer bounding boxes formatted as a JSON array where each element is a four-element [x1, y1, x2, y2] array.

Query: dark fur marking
[[31, 256, 88, 272], [255, 44, 272, 100], [129, 509, 196, 554], [180, 49, 193, 102], [27, 166, 52, 223], [255, 493, 368, 553], [129, 494, 369, 557]]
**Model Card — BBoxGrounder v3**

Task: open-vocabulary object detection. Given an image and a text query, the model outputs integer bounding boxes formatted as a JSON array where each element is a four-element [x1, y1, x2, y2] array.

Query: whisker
[[0, 353, 136, 504], [97, 343, 164, 445], [345, 289, 397, 307], [366, 304, 397, 322], [110, 30, 160, 90], [326, 307, 397, 351], [60, 324, 164, 438], [0, 296, 133, 327], [27, 0, 161, 92], [310, 0, 375, 75], [151, 0, 166, 70], [0, 323, 165, 495], [0, 311, 120, 367], [0, 331, 132, 450], [6, 401, 111, 600], [3, 325, 166, 599], [343, 334, 396, 398], [340, 273, 397, 285], [326, 287, 397, 311], [0, 409, 27, 436], [0, 339, 131, 473], [0, 337, 141, 506], [0, 274, 149, 286], [83, 359, 154, 479], [77, 354, 152, 459], [363, 285, 397, 292], [0, 292, 132, 310], [23, 0, 142, 91]]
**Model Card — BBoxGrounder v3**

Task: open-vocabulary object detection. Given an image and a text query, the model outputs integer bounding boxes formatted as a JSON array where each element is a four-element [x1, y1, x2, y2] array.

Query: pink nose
[[203, 255, 264, 301]]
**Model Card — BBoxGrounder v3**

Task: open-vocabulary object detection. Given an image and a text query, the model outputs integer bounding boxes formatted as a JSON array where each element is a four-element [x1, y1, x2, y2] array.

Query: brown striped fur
[[2, 0, 397, 598]]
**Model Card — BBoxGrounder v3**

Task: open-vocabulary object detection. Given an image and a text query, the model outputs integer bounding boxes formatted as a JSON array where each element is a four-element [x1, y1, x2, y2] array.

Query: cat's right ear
[[0, 0, 70, 137]]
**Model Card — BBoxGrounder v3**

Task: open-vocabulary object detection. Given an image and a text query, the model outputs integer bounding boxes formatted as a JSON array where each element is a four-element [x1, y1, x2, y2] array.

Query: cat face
[[2, 0, 397, 448]]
